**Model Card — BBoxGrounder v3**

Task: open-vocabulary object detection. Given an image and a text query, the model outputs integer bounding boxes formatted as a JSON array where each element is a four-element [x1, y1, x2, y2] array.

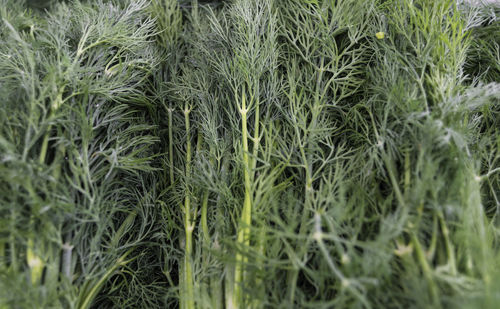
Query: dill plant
[[0, 0, 166, 307], [359, 0, 500, 307], [270, 0, 380, 306], [160, 1, 284, 307], [0, 0, 499, 308]]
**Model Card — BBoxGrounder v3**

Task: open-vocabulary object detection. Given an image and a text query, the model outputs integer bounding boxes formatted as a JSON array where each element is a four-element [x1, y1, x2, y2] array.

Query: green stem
[[39, 86, 65, 165], [168, 107, 174, 185], [404, 149, 411, 198], [201, 191, 210, 245], [225, 263, 235, 309], [250, 95, 259, 173], [9, 207, 17, 271], [39, 124, 52, 164], [234, 90, 253, 308], [411, 233, 441, 308], [426, 214, 438, 260], [183, 105, 195, 309], [254, 227, 266, 307], [437, 209, 456, 275], [382, 152, 405, 209], [45, 235, 62, 289], [26, 237, 43, 286], [210, 277, 223, 309], [200, 189, 217, 307], [78, 249, 134, 309]]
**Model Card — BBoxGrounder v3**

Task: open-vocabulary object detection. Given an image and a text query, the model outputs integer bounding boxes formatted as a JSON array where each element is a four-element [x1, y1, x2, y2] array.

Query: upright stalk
[[182, 104, 195, 309], [9, 207, 17, 272], [411, 233, 441, 308], [39, 125, 52, 165], [250, 94, 260, 172], [234, 89, 253, 308], [201, 191, 210, 245], [168, 106, 175, 185], [28, 87, 65, 285]]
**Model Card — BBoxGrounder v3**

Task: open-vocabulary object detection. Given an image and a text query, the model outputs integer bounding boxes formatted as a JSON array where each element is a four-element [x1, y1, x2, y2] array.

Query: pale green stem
[[225, 264, 235, 309], [437, 209, 457, 275], [253, 226, 266, 307], [201, 191, 210, 245], [411, 233, 441, 309], [183, 105, 195, 309], [201, 188, 223, 309], [26, 188, 43, 286], [426, 214, 438, 260], [39, 124, 52, 165], [211, 279, 223, 309], [62, 241, 73, 280], [39, 87, 65, 165], [45, 235, 62, 288], [200, 189, 211, 305], [234, 90, 253, 308], [404, 150, 411, 198], [26, 230, 43, 285], [250, 95, 259, 174]]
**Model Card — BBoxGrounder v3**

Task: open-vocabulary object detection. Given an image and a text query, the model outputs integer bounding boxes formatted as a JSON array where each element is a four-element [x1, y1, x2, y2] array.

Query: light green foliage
[[0, 0, 499, 308]]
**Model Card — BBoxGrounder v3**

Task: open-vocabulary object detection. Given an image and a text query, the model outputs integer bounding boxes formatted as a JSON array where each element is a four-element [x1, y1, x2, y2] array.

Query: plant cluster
[[0, 0, 499, 308]]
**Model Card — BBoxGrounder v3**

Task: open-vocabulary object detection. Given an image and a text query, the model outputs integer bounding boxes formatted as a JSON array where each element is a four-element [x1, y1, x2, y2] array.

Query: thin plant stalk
[[233, 88, 253, 308], [183, 103, 195, 309], [168, 106, 175, 185]]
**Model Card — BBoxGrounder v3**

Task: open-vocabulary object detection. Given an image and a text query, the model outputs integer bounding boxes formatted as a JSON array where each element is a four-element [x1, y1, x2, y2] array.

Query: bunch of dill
[[0, 1, 499, 308]]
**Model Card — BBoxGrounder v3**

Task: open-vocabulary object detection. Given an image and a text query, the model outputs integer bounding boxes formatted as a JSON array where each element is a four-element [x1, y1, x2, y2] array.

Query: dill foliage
[[0, 0, 499, 308]]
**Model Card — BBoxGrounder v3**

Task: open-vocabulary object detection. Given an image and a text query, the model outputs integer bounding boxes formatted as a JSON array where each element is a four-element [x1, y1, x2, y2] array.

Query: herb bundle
[[1, 0, 499, 308]]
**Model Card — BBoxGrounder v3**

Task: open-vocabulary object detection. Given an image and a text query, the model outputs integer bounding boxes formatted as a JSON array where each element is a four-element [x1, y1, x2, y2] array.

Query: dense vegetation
[[0, 0, 499, 308]]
